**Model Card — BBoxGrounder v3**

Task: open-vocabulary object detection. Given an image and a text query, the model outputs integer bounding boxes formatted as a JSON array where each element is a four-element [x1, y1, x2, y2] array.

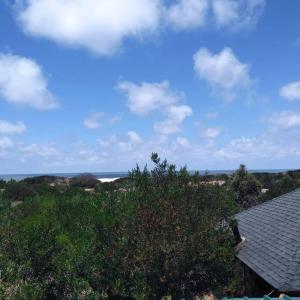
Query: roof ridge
[[236, 188, 300, 218]]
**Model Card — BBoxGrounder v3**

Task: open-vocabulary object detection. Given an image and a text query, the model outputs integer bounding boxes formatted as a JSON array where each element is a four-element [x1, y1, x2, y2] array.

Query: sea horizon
[[0, 168, 295, 181]]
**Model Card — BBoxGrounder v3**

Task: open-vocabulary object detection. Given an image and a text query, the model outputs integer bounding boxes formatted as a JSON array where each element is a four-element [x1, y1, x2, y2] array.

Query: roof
[[235, 188, 300, 292]]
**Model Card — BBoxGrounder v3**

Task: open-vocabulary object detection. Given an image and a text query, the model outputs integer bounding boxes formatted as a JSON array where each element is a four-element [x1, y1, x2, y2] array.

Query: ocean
[[0, 169, 292, 181]]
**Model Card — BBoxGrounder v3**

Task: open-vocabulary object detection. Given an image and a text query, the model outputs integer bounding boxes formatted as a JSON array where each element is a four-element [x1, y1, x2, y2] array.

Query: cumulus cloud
[[212, 0, 265, 29], [0, 137, 14, 149], [2, 124, 300, 172], [0, 53, 58, 109], [118, 80, 192, 134], [215, 132, 300, 164], [176, 136, 191, 148], [154, 105, 192, 135], [166, 0, 209, 30], [84, 112, 103, 129], [269, 111, 300, 129], [279, 81, 300, 101], [117, 132, 143, 152], [193, 47, 252, 100], [17, 0, 162, 56], [128, 131, 142, 144], [22, 143, 60, 158], [97, 135, 118, 147], [0, 120, 26, 135], [217, 136, 262, 160], [14, 0, 265, 56], [204, 127, 221, 139], [118, 80, 183, 115]]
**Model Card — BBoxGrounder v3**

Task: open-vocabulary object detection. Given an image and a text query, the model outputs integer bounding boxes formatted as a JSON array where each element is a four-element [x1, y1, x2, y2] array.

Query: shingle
[[235, 188, 300, 292]]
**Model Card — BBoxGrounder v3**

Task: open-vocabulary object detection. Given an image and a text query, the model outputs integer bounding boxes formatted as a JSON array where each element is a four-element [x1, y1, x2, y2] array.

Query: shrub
[[70, 173, 99, 188]]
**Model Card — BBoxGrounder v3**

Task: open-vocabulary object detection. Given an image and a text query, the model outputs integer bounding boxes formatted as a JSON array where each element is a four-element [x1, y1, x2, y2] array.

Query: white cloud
[[212, 0, 265, 29], [118, 132, 143, 152], [0, 137, 13, 149], [118, 80, 192, 134], [215, 132, 300, 164], [204, 127, 220, 139], [279, 81, 300, 101], [193, 47, 252, 100], [0, 53, 58, 109], [14, 0, 265, 56], [166, 0, 209, 30], [128, 131, 142, 144], [84, 112, 103, 129], [97, 135, 118, 147], [269, 111, 300, 129], [176, 136, 191, 148], [17, 0, 162, 56], [118, 80, 183, 115], [154, 105, 192, 135], [22, 143, 60, 158], [0, 120, 26, 135], [3, 123, 300, 172], [217, 136, 261, 159]]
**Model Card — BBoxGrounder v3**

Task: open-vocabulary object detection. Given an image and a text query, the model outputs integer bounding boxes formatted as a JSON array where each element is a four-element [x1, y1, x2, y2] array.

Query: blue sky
[[1, 0, 300, 173]]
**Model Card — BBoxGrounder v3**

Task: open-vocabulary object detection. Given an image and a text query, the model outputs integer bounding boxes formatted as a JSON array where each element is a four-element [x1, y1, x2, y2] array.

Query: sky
[[1, 0, 300, 173]]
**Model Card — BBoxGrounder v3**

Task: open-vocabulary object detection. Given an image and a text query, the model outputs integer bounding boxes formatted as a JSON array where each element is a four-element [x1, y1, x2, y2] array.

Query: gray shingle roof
[[235, 188, 300, 292]]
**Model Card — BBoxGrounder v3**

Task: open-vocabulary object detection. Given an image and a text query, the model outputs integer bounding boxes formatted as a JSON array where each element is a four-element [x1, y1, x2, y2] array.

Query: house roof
[[236, 188, 300, 292]]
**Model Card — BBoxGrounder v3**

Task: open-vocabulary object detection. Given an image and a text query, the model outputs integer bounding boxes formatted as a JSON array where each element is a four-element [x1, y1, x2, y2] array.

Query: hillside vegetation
[[0, 154, 299, 299]]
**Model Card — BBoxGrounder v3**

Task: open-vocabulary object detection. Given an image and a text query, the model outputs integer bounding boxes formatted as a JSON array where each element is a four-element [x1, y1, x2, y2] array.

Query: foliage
[[126, 153, 239, 299], [95, 177, 133, 193], [70, 173, 100, 188], [22, 175, 67, 185], [0, 154, 240, 299], [3, 181, 37, 203], [229, 164, 262, 210], [259, 175, 300, 203], [0, 179, 6, 189]]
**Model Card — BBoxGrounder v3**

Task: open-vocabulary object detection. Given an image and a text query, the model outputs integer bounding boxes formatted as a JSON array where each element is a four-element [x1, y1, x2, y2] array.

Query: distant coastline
[[0, 169, 293, 181]]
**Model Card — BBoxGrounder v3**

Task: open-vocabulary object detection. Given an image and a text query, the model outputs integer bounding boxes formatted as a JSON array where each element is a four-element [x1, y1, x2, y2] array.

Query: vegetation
[[70, 173, 100, 189], [229, 165, 262, 210], [1, 157, 300, 299], [0, 154, 241, 299], [259, 174, 300, 203], [3, 180, 37, 203], [22, 175, 67, 185], [0, 178, 6, 189]]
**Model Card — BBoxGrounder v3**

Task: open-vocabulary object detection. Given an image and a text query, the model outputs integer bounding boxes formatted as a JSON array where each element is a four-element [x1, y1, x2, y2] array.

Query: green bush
[[3, 181, 37, 202], [0, 179, 6, 189], [0, 154, 240, 299], [70, 173, 100, 189]]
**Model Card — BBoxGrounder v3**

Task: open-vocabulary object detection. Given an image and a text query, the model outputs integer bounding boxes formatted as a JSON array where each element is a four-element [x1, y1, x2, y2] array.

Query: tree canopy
[[229, 164, 262, 210], [0, 154, 240, 299]]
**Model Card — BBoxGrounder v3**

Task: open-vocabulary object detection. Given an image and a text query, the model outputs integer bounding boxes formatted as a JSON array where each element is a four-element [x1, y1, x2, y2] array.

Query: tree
[[126, 153, 239, 298], [70, 173, 99, 188], [0, 179, 6, 189], [3, 181, 36, 202], [230, 164, 262, 210], [259, 174, 300, 203], [0, 154, 241, 299]]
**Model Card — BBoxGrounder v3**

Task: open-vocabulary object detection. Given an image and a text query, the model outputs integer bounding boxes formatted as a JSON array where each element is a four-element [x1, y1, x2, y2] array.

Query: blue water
[[0, 169, 292, 181], [0, 172, 129, 181]]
